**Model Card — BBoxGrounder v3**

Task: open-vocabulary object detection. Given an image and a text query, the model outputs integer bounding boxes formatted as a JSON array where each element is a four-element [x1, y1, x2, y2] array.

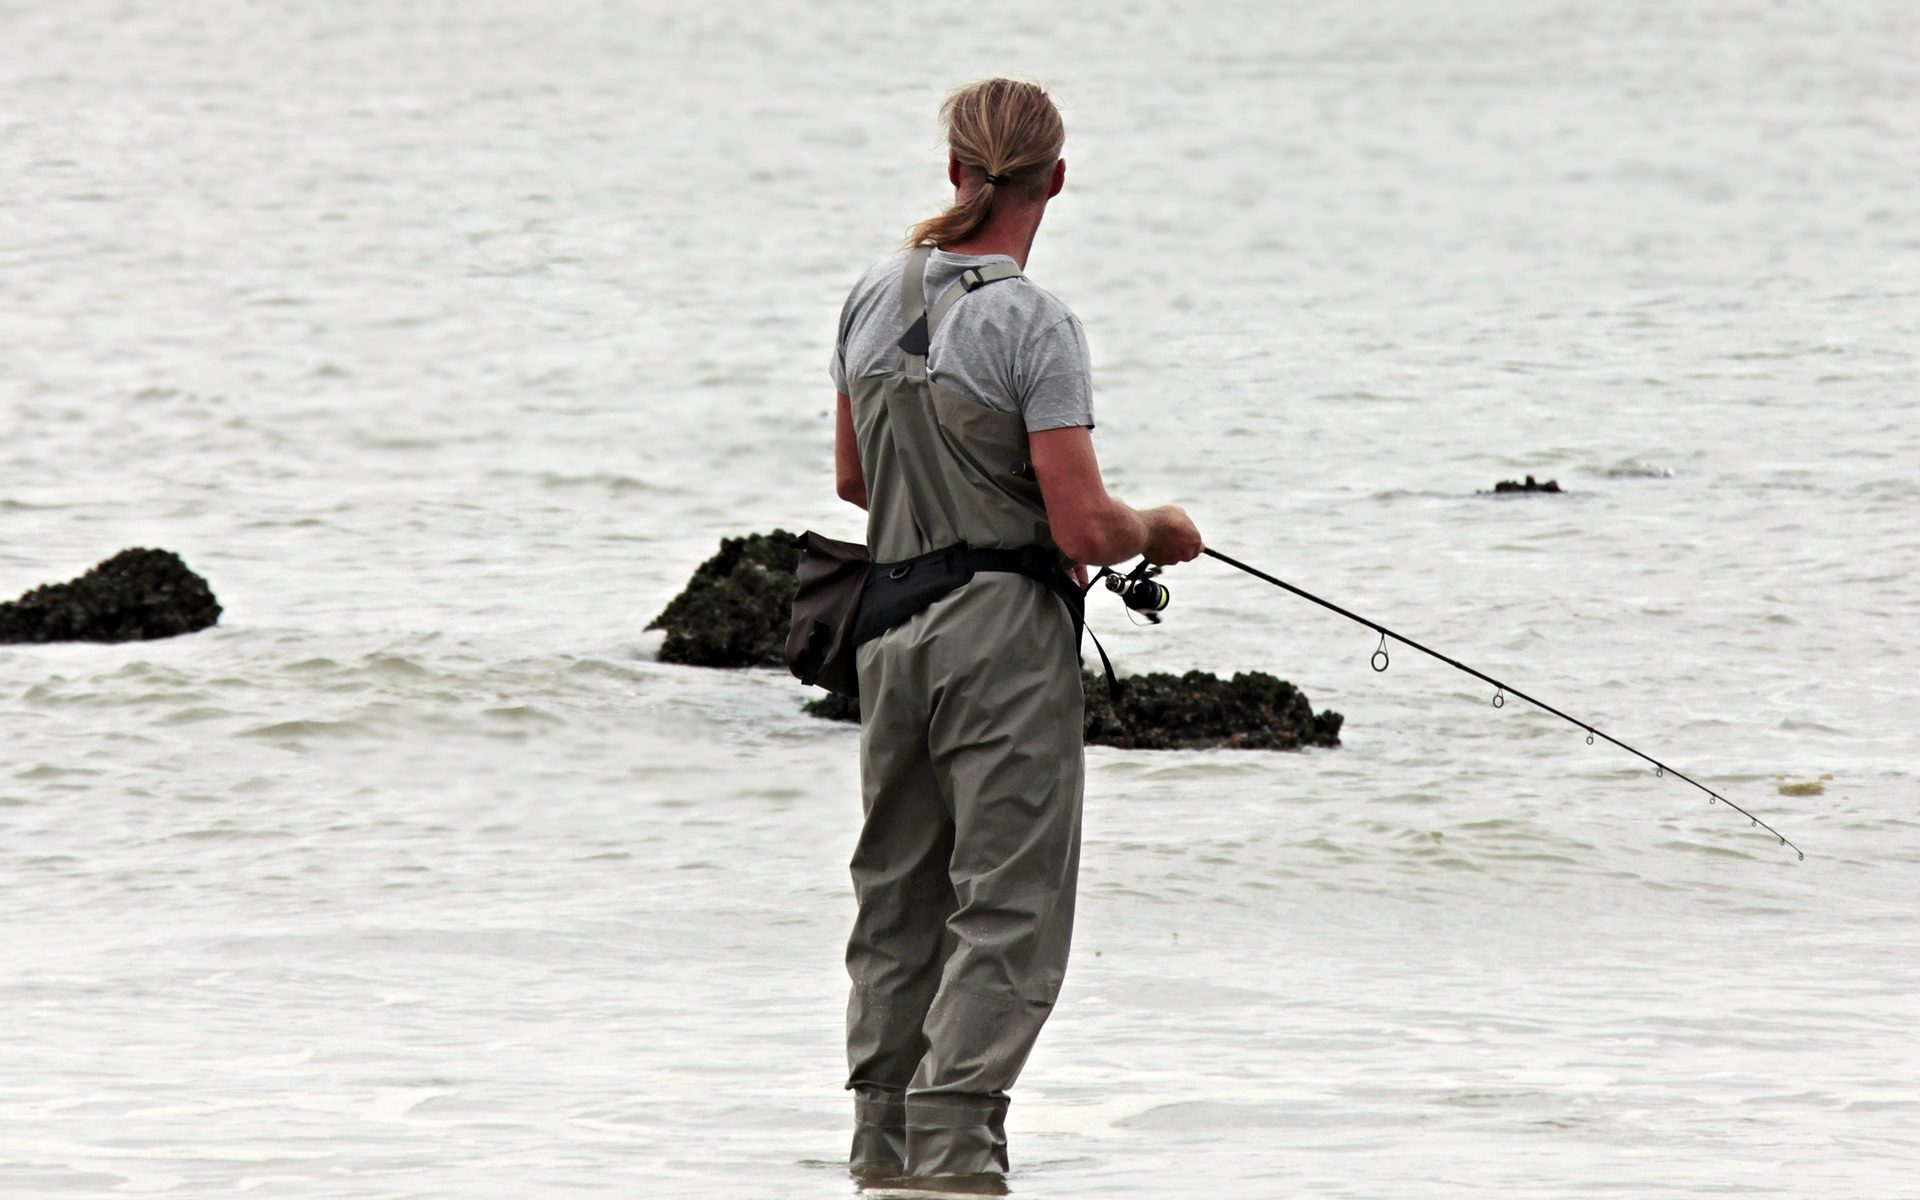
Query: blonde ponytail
[[907, 78, 1065, 248]]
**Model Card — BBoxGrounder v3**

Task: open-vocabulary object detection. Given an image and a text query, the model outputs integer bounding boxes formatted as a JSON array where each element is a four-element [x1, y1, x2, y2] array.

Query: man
[[829, 77, 1203, 1192]]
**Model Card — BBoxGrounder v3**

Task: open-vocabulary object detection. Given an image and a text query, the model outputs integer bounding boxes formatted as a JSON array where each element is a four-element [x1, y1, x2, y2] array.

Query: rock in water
[[1491, 474, 1562, 494], [807, 669, 1343, 752], [0, 548, 222, 644], [805, 692, 862, 723], [1083, 669, 1343, 750], [654, 529, 1346, 753], [648, 531, 802, 667]]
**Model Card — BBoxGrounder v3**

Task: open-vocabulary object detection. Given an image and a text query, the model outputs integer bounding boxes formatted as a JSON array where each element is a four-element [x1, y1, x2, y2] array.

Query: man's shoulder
[[837, 250, 912, 336], [976, 276, 1082, 353], [848, 247, 1081, 336], [934, 255, 1078, 327], [1002, 276, 1078, 323], [849, 249, 912, 295]]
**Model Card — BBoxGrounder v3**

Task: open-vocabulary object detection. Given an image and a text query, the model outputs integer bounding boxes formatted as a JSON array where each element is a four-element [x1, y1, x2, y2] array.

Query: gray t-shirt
[[829, 249, 1094, 432]]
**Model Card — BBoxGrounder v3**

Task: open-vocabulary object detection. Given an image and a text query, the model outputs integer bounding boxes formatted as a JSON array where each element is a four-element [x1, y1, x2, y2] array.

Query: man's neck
[[938, 205, 1044, 268]]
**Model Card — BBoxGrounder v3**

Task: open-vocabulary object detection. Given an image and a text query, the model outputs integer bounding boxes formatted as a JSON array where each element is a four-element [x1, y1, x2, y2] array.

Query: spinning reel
[[1102, 560, 1171, 623]]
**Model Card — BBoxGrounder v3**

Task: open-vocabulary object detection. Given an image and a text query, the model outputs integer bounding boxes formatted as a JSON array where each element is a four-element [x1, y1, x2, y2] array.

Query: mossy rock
[[655, 530, 1345, 753], [647, 531, 802, 667], [1, 548, 222, 644], [1083, 668, 1342, 750], [807, 668, 1342, 752], [1490, 474, 1562, 494]]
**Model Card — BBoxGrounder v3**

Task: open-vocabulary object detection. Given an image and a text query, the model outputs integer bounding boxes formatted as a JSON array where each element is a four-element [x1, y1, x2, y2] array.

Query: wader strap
[[898, 246, 934, 373], [925, 261, 1023, 335], [1083, 622, 1120, 701], [897, 255, 1021, 365]]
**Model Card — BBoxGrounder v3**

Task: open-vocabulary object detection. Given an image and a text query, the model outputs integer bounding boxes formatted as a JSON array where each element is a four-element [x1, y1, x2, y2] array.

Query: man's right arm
[[1029, 426, 1202, 567], [834, 392, 867, 510]]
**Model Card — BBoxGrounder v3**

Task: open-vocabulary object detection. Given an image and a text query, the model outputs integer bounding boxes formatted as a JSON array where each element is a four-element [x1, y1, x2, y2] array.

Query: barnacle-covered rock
[[656, 530, 1344, 753], [0, 548, 222, 644], [807, 669, 1342, 752], [1491, 474, 1562, 494], [647, 531, 802, 667], [1081, 668, 1342, 750]]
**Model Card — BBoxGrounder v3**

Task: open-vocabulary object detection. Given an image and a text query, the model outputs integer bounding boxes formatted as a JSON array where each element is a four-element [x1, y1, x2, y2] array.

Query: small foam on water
[[1598, 460, 1677, 479]]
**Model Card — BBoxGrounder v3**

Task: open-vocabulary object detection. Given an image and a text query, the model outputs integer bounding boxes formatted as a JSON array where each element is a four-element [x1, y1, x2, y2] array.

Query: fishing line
[[1198, 547, 1805, 861]]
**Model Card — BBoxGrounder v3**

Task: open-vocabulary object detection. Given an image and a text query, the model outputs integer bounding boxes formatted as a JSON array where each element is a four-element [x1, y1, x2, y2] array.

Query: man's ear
[[948, 152, 964, 189], [1048, 157, 1066, 199]]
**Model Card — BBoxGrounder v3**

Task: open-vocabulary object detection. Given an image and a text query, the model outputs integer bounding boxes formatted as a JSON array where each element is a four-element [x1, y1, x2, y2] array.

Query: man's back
[[831, 248, 1094, 436]]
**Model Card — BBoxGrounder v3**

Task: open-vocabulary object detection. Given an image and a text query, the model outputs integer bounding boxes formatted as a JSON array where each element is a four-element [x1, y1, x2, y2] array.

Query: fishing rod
[[1099, 550, 1804, 861]]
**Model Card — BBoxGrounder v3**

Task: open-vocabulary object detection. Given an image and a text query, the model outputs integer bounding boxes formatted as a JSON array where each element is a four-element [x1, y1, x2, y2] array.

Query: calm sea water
[[3, 2, 1917, 1196]]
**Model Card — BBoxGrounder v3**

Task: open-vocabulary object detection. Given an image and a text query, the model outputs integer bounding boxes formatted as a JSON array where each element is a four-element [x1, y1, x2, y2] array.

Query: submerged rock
[[806, 669, 1343, 752], [804, 692, 861, 722], [648, 530, 802, 667], [1491, 474, 1562, 494], [0, 548, 222, 644]]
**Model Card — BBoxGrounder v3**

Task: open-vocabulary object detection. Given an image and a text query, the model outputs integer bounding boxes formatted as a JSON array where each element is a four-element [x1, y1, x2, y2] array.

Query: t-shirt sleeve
[[1017, 314, 1095, 432]]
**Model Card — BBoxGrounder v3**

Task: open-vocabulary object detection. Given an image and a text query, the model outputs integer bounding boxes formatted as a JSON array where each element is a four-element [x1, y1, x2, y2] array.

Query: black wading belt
[[851, 542, 1119, 696]]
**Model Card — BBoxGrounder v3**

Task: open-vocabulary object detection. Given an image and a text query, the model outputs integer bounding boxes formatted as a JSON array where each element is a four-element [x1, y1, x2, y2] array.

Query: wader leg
[[846, 640, 955, 1175], [906, 620, 1085, 1178]]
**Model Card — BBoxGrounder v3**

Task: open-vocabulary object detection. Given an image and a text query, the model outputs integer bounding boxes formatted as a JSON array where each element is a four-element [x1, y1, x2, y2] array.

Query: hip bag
[[785, 530, 870, 698]]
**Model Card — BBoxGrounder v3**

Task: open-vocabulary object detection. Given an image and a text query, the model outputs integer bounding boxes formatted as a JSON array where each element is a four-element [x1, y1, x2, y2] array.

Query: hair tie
[[983, 172, 1009, 186]]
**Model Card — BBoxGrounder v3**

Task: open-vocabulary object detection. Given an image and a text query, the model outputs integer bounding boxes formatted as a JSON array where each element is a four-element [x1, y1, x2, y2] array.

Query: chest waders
[[844, 246, 1086, 1182]]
